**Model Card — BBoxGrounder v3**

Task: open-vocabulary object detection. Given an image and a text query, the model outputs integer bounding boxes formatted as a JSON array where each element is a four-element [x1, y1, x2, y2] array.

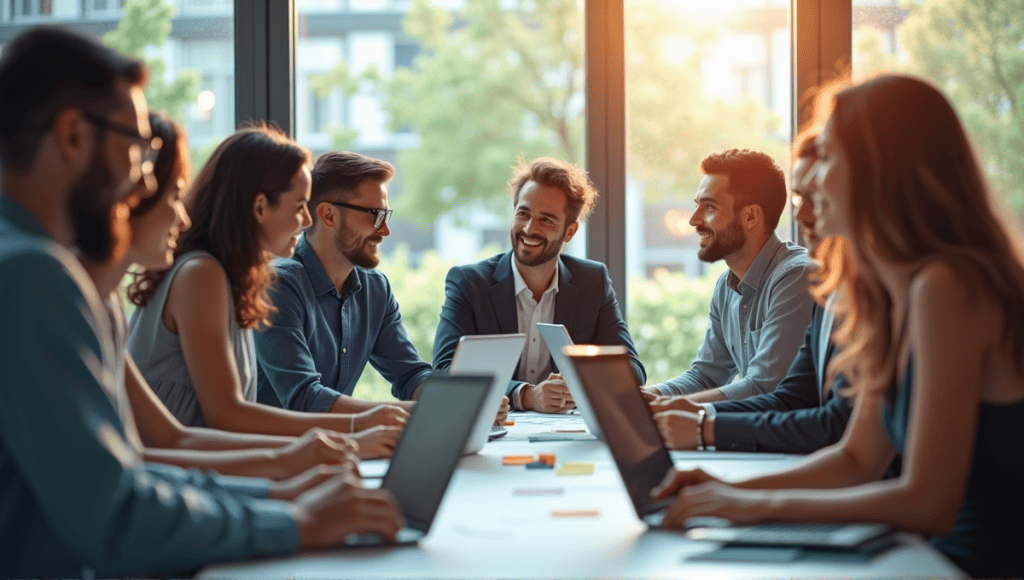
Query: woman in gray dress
[[128, 122, 404, 459]]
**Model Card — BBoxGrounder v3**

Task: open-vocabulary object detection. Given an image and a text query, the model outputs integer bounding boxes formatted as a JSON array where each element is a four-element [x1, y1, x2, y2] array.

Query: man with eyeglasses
[[254, 151, 437, 419], [0, 27, 404, 578]]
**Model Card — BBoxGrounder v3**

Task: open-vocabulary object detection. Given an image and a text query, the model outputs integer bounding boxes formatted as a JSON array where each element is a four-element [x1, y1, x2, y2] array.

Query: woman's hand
[[354, 405, 409, 431], [270, 463, 358, 501], [661, 480, 773, 528], [275, 428, 360, 478], [350, 425, 403, 459]]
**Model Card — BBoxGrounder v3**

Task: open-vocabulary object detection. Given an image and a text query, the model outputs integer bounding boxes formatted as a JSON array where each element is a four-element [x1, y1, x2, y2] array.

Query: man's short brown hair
[[509, 157, 598, 224], [310, 151, 394, 227], [700, 148, 787, 231]]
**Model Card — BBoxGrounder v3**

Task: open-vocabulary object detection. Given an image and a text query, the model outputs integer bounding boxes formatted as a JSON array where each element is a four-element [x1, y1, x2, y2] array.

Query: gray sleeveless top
[[126, 250, 257, 427]]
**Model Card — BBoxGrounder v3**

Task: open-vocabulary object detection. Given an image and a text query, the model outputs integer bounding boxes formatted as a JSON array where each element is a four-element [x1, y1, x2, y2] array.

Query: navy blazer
[[710, 302, 853, 453], [432, 251, 646, 397]]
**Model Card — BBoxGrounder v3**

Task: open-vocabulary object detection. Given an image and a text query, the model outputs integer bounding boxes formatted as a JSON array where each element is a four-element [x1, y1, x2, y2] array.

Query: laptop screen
[[567, 347, 674, 515], [382, 373, 492, 530]]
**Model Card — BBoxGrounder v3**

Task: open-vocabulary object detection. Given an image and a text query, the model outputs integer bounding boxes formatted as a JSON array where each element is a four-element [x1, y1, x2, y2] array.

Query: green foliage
[[855, 0, 1024, 214], [627, 269, 719, 384], [103, 0, 200, 123], [311, 0, 785, 225], [351, 246, 719, 400]]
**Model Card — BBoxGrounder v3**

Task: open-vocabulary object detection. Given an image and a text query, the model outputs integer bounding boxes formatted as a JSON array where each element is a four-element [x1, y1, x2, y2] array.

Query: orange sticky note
[[502, 455, 535, 465], [504, 420, 515, 426], [539, 453, 556, 466]]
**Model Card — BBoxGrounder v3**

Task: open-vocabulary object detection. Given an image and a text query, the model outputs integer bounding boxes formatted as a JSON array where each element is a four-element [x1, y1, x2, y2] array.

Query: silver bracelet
[[695, 408, 706, 451]]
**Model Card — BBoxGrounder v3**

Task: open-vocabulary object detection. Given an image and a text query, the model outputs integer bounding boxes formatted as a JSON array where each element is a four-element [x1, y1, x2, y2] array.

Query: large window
[[624, 0, 793, 384], [0, 0, 235, 172], [852, 0, 1024, 226], [296, 0, 586, 399]]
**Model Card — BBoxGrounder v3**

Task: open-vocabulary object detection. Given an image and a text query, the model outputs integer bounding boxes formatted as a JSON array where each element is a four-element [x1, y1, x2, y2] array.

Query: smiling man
[[432, 157, 645, 413], [642, 148, 815, 404], [254, 152, 428, 418]]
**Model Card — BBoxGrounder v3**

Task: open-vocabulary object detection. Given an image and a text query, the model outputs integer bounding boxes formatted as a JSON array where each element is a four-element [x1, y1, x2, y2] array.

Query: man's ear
[[563, 221, 579, 242], [51, 107, 94, 170], [742, 204, 763, 232], [253, 193, 268, 223], [316, 202, 338, 228]]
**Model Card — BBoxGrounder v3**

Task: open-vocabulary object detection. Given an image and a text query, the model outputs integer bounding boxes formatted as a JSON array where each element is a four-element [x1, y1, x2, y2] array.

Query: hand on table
[[654, 409, 712, 450], [522, 373, 575, 413], [270, 462, 358, 501]]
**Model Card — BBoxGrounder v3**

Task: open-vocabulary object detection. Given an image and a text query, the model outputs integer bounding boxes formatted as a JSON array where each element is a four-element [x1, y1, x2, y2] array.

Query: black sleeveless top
[[882, 357, 1024, 578]]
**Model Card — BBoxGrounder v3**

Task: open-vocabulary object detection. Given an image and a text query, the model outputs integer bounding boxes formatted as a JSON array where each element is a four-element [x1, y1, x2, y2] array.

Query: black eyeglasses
[[328, 201, 393, 230], [82, 111, 162, 169]]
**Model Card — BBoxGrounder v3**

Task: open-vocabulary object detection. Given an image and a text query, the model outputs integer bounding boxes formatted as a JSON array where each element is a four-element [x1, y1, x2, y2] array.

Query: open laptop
[[345, 372, 493, 547], [536, 323, 603, 440], [564, 345, 896, 552], [449, 333, 527, 453]]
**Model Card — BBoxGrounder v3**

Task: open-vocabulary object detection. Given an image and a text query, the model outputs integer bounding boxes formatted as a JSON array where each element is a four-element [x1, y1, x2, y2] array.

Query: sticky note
[[513, 487, 564, 496], [555, 429, 585, 433], [525, 461, 553, 469], [504, 420, 515, 426], [502, 455, 535, 465], [556, 461, 594, 476], [551, 509, 600, 518], [538, 453, 556, 466]]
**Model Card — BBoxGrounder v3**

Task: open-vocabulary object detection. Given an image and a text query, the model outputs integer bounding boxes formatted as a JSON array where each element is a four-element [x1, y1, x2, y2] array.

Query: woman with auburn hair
[[653, 74, 1024, 578], [73, 110, 364, 485], [128, 123, 407, 459]]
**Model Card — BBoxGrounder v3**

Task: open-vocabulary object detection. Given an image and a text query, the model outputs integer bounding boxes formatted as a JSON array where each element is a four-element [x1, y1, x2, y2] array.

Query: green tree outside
[[103, 0, 201, 125], [854, 0, 1024, 215]]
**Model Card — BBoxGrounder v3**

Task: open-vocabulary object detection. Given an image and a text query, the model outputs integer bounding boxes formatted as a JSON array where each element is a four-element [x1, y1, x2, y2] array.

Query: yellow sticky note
[[555, 461, 594, 476]]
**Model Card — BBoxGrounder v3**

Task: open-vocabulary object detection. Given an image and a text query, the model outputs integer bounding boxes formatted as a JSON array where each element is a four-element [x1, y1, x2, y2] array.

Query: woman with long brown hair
[[68, 111, 360, 482], [654, 75, 1024, 578], [127, 123, 406, 459]]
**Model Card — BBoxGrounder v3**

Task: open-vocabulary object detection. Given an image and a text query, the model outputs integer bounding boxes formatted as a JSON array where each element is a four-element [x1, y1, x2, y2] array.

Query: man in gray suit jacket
[[432, 158, 645, 413]]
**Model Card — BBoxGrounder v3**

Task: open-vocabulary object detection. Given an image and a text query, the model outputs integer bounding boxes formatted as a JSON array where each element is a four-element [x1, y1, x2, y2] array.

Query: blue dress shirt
[[0, 195, 296, 578], [656, 233, 815, 399], [256, 235, 431, 411]]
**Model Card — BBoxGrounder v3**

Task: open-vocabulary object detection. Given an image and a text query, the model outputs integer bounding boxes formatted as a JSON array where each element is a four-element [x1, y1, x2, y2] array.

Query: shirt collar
[[293, 234, 362, 298], [727, 232, 784, 293], [0, 194, 50, 240], [510, 253, 559, 298]]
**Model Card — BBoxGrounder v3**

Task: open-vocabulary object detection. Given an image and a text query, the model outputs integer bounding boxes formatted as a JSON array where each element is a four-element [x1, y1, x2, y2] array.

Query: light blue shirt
[[656, 233, 815, 399], [0, 195, 297, 578]]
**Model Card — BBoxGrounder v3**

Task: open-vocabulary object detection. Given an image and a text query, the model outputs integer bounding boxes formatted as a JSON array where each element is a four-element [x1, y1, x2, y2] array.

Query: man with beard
[[641, 148, 815, 405], [431, 157, 645, 413], [0, 27, 403, 578], [255, 152, 430, 414], [650, 136, 855, 453]]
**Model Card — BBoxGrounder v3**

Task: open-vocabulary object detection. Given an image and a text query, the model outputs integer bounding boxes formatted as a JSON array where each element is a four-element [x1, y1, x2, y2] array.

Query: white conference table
[[199, 411, 964, 579]]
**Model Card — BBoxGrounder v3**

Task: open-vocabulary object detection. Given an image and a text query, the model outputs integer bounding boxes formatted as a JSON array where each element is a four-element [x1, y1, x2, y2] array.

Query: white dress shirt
[[510, 254, 559, 408]]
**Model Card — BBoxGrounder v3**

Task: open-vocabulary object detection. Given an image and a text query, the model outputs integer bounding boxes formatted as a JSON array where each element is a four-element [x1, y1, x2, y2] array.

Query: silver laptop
[[536, 323, 603, 440], [564, 346, 896, 551], [345, 373, 493, 547], [449, 333, 527, 454]]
